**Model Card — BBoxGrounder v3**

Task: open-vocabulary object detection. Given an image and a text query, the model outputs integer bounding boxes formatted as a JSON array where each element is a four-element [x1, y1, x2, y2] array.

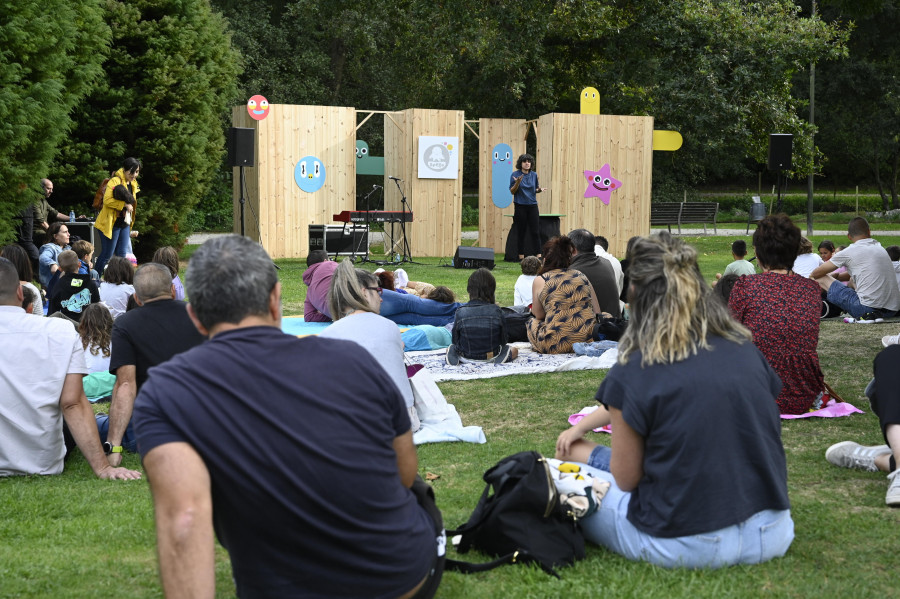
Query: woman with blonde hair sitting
[[556, 231, 793, 568], [319, 259, 420, 432]]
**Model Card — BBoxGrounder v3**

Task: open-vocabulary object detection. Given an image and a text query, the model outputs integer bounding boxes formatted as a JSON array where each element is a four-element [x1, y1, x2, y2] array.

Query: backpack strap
[[445, 550, 561, 579]]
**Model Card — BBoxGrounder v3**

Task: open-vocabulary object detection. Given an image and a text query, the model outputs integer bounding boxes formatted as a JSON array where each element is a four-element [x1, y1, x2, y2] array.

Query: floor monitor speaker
[[453, 246, 495, 269]]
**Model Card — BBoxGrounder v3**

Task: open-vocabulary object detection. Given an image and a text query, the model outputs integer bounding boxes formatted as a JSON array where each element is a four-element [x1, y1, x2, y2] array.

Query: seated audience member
[[826, 345, 900, 506], [47, 250, 101, 322], [568, 228, 621, 317], [99, 256, 135, 319], [817, 240, 850, 283], [78, 303, 116, 401], [38, 221, 71, 290], [528, 236, 601, 354], [152, 246, 185, 301], [375, 268, 435, 297], [379, 285, 462, 326], [811, 217, 900, 320], [729, 215, 825, 414], [1, 244, 42, 316], [71, 239, 98, 280], [618, 236, 640, 304], [302, 250, 338, 322], [594, 234, 624, 297], [514, 256, 541, 307], [713, 273, 740, 304], [887, 245, 900, 290], [0, 257, 140, 480], [446, 268, 518, 365], [21, 285, 38, 314], [319, 259, 421, 432], [715, 239, 756, 281], [555, 231, 793, 568], [133, 235, 444, 598], [100, 263, 205, 463], [792, 237, 823, 278]]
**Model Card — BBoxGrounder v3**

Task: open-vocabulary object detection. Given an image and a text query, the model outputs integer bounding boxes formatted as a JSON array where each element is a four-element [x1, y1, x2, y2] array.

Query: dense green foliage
[[0, 0, 109, 243], [48, 0, 241, 258]]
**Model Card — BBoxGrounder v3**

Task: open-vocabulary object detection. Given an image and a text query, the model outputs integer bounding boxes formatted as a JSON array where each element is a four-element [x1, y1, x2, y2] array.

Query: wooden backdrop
[[477, 118, 528, 254], [535, 113, 654, 258], [384, 108, 465, 258], [231, 104, 356, 259]]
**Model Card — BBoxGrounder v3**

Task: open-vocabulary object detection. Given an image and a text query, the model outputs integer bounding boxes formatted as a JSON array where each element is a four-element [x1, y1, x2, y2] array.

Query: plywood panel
[[537, 113, 653, 258], [477, 118, 527, 254], [384, 108, 464, 258], [232, 105, 356, 258]]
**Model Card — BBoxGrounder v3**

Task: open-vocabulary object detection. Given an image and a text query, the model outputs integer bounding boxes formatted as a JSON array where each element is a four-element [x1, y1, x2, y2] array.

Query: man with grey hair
[[134, 235, 444, 598], [0, 257, 140, 480], [569, 229, 621, 317], [101, 262, 205, 465]]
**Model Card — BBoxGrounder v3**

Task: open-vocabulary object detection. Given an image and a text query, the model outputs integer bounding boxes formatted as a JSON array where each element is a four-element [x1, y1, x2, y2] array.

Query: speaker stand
[[239, 165, 247, 237]]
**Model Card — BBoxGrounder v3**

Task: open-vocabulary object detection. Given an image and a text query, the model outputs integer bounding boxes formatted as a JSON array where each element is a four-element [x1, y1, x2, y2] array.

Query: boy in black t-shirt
[[47, 250, 100, 321]]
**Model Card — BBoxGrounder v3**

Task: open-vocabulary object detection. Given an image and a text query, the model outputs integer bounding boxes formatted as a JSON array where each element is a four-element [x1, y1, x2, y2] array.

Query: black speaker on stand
[[768, 133, 792, 213], [228, 127, 255, 237], [453, 246, 495, 269]]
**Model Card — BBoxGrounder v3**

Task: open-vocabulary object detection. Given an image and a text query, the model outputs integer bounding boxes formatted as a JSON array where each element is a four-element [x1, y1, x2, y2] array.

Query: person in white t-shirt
[[594, 234, 624, 297], [513, 256, 541, 306], [811, 217, 900, 320], [0, 257, 140, 479], [792, 237, 823, 278]]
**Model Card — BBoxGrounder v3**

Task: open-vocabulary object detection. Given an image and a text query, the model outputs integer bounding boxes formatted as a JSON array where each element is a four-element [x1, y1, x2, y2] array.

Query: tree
[[0, 0, 109, 243], [52, 0, 241, 256]]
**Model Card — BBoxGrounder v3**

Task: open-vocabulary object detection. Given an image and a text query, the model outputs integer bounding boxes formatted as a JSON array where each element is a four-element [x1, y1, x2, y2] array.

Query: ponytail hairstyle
[[618, 231, 750, 366], [538, 236, 575, 274], [328, 258, 379, 319]]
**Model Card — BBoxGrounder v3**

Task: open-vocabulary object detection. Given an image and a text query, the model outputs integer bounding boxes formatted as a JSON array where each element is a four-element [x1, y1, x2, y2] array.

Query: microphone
[[373, 184, 382, 189], [388, 176, 402, 181]]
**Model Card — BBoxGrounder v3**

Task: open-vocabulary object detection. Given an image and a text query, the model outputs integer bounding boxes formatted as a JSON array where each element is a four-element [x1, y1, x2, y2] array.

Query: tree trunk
[[891, 150, 900, 210], [874, 144, 890, 210]]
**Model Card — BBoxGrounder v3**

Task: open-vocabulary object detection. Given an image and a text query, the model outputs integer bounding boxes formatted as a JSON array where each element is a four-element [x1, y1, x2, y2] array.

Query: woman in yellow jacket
[[95, 157, 140, 274]]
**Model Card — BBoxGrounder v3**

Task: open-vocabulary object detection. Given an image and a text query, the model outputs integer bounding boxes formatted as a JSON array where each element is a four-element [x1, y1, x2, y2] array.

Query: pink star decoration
[[583, 164, 622, 205]]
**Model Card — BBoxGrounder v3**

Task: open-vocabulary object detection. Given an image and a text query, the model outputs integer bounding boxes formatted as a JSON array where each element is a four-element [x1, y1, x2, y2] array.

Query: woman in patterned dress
[[527, 236, 601, 354], [728, 214, 825, 414]]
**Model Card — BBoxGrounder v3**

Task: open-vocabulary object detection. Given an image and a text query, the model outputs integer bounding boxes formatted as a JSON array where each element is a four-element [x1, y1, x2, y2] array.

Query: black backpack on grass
[[446, 451, 585, 578]]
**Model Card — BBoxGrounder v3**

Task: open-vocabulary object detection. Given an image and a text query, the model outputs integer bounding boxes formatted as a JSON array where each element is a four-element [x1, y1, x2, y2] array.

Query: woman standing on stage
[[510, 153, 545, 261]]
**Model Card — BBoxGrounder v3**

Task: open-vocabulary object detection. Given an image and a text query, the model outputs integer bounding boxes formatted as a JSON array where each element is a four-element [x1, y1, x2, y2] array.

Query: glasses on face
[[365, 286, 383, 297]]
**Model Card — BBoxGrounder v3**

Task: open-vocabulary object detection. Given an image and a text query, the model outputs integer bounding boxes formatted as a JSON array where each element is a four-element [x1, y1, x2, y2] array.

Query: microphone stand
[[358, 185, 381, 265], [391, 177, 418, 265]]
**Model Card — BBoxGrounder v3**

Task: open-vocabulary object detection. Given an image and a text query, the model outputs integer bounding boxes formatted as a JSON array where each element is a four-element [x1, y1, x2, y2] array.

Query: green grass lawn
[[2, 235, 900, 598]]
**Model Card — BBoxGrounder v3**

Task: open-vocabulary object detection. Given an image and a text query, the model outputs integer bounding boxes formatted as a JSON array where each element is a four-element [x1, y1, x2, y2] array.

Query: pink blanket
[[568, 399, 863, 433]]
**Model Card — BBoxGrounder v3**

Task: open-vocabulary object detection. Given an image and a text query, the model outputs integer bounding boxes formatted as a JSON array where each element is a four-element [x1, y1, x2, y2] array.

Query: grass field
[[2, 234, 900, 598]]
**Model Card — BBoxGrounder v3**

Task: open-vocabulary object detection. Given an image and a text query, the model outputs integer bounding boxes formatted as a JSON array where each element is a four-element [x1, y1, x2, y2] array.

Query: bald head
[[134, 263, 174, 303], [40, 179, 53, 197]]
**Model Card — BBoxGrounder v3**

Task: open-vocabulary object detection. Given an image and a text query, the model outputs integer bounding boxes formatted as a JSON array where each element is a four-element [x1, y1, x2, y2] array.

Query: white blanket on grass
[[405, 342, 618, 382]]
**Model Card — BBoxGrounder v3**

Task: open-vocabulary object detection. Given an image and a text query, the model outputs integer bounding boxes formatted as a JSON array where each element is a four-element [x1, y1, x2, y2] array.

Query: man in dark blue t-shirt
[[133, 235, 443, 598]]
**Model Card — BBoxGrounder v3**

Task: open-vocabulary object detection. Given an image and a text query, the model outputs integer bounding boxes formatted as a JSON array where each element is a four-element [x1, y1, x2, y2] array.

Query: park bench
[[650, 201, 719, 234]]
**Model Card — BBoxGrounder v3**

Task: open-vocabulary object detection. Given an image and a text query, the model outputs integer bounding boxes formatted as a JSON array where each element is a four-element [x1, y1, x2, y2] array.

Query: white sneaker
[[882, 334, 900, 348], [886, 470, 900, 507], [825, 441, 892, 472]]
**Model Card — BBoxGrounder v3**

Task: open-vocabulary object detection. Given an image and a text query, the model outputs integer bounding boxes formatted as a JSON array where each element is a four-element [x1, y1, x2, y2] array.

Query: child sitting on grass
[[446, 268, 518, 365], [514, 256, 541, 307], [715, 239, 755, 282]]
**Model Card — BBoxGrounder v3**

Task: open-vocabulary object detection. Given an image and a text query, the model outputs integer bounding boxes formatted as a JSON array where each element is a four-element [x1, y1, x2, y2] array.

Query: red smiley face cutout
[[247, 95, 270, 120]]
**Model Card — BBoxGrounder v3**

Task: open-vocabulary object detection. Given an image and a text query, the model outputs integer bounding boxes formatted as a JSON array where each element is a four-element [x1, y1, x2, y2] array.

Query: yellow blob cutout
[[580, 87, 600, 115]]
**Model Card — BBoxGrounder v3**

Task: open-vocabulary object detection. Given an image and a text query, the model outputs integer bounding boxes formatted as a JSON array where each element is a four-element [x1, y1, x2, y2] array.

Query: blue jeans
[[827, 280, 899, 319], [380, 289, 461, 326], [578, 458, 794, 569], [94, 225, 130, 275], [95, 414, 137, 453]]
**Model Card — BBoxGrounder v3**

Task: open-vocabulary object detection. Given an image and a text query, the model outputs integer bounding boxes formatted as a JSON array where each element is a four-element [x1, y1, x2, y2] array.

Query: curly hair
[[515, 153, 535, 171], [538, 236, 575, 274], [78, 303, 113, 358], [752, 214, 801, 271]]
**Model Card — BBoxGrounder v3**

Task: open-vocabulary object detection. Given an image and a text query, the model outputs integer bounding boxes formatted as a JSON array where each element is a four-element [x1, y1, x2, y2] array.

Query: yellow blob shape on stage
[[652, 130, 683, 151], [580, 87, 600, 115]]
